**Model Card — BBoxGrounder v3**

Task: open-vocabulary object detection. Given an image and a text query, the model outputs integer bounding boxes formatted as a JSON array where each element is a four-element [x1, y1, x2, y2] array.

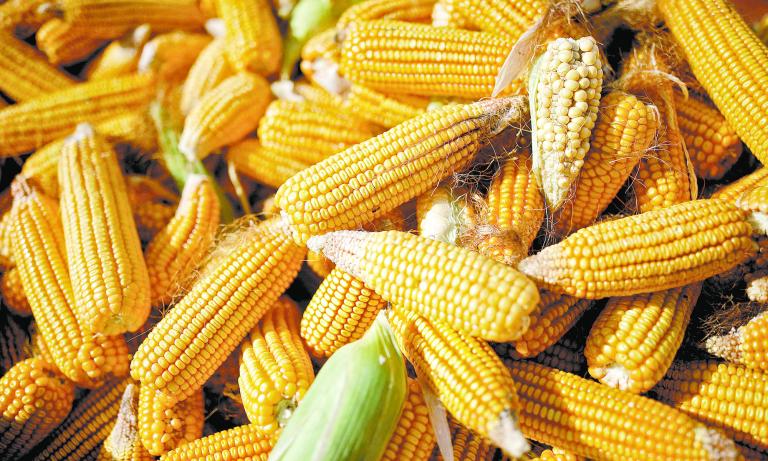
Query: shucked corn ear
[[131, 218, 306, 404], [227, 139, 312, 189], [276, 96, 526, 244], [389, 309, 530, 458], [436, 417, 496, 461], [529, 36, 603, 210], [215, 0, 282, 75], [269, 311, 407, 461], [512, 291, 592, 358], [1, 266, 31, 316], [180, 38, 233, 115], [451, 0, 545, 40], [519, 199, 757, 299], [99, 383, 154, 461], [381, 378, 435, 461], [309, 229, 540, 341], [59, 124, 151, 335], [706, 310, 768, 372], [138, 384, 204, 456], [239, 298, 314, 435], [161, 424, 274, 460], [337, 0, 435, 31], [85, 25, 151, 80], [36, 18, 105, 65], [345, 85, 430, 129]]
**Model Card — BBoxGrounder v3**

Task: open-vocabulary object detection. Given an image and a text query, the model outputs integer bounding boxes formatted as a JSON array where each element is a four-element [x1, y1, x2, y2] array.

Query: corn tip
[[69, 122, 96, 142], [205, 18, 225, 38], [488, 410, 530, 458]]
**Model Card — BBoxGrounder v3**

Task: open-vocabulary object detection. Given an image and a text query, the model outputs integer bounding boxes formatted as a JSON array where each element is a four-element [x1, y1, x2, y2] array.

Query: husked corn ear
[[585, 283, 702, 394], [227, 139, 311, 189], [658, 0, 768, 166], [712, 168, 768, 202], [36, 18, 106, 65], [99, 383, 154, 461], [0, 358, 75, 459], [125, 176, 179, 242], [86, 25, 151, 80], [452, 0, 546, 40], [338, 0, 436, 30], [655, 360, 768, 452], [59, 124, 150, 335], [131, 218, 306, 403], [345, 84, 430, 129], [519, 199, 756, 299], [215, 0, 281, 75], [160, 424, 274, 461], [11, 180, 131, 387], [0, 315, 28, 375], [435, 418, 495, 460], [299, 28, 344, 93], [431, 0, 471, 29], [339, 20, 513, 98], [301, 267, 387, 358], [1, 267, 31, 316], [529, 36, 604, 210], [675, 91, 742, 180], [706, 311, 768, 372], [277, 97, 526, 244], [180, 38, 233, 115], [310, 230, 539, 341], [33, 378, 130, 461], [145, 175, 219, 306], [508, 360, 739, 460], [381, 378, 435, 461], [138, 385, 204, 456], [553, 90, 658, 236], [0, 0, 54, 31], [239, 298, 314, 434], [493, 338, 588, 375], [0, 72, 156, 156], [138, 32, 212, 83], [389, 309, 529, 458], [179, 72, 271, 160], [0, 203, 13, 269], [513, 291, 591, 358]]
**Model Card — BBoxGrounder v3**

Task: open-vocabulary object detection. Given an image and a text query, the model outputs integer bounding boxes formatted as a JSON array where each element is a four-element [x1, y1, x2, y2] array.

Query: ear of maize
[[512, 291, 592, 358], [276, 96, 526, 244], [299, 28, 346, 95], [138, 384, 204, 456], [180, 38, 233, 115], [519, 199, 756, 299], [0, 0, 54, 31], [585, 283, 702, 393], [338, 0, 435, 31], [381, 378, 436, 461], [85, 25, 151, 80], [451, 0, 546, 40], [434, 416, 495, 461], [345, 84, 430, 129], [431, 0, 472, 29], [138, 31, 212, 84], [706, 311, 768, 372], [1, 267, 32, 316], [214, 0, 282, 75], [227, 139, 312, 189], [493, 337, 587, 376], [160, 423, 274, 460], [99, 383, 154, 461], [36, 18, 107, 65], [712, 168, 768, 203]]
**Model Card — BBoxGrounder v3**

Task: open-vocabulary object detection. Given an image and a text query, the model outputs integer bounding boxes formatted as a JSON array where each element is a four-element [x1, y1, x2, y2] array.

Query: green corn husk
[[268, 311, 407, 461]]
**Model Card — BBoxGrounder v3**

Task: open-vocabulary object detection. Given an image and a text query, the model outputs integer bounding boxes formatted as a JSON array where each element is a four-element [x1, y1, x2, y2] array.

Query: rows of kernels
[[1, 267, 31, 316], [381, 378, 435, 461], [513, 291, 592, 358], [138, 384, 204, 456]]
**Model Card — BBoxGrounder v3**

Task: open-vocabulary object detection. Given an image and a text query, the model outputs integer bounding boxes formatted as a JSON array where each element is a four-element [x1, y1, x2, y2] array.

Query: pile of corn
[[2, 0, 768, 460]]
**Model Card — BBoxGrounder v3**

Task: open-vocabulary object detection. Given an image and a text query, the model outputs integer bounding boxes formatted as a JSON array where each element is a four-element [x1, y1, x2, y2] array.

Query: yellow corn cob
[[98, 383, 154, 461], [301, 267, 387, 358], [299, 28, 345, 93], [530, 36, 604, 210], [658, 0, 768, 166], [0, 30, 76, 102], [0, 358, 75, 459], [32, 378, 130, 461], [180, 38, 233, 115], [36, 18, 106, 65], [276, 96, 525, 244], [160, 423, 274, 461], [306, 251, 336, 279], [125, 176, 179, 242], [86, 25, 152, 80], [138, 385, 204, 456], [584, 283, 702, 393], [451, 0, 545, 40], [144, 175, 219, 306], [381, 378, 435, 461], [655, 360, 768, 453], [179, 72, 271, 160], [338, 0, 436, 31], [339, 20, 514, 98], [215, 0, 281, 75], [415, 183, 475, 245], [59, 124, 150, 335], [675, 91, 742, 180], [131, 218, 306, 403], [712, 168, 768, 202], [0, 191, 12, 269], [706, 311, 768, 372], [436, 418, 495, 461], [11, 180, 131, 387], [493, 337, 587, 375], [553, 90, 658, 236], [138, 31, 212, 83], [389, 309, 529, 458], [60, 0, 205, 39], [512, 291, 591, 358], [0, 72, 156, 157], [518, 199, 756, 299], [0, 0, 54, 31], [527, 449, 584, 461], [227, 139, 311, 189], [345, 84, 430, 129], [508, 360, 739, 460], [1, 266, 32, 316], [239, 297, 314, 434], [0, 314, 28, 375], [431, 0, 472, 29]]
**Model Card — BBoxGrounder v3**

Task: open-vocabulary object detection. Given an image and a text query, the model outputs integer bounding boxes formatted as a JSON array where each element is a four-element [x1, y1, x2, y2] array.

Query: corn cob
[[508, 360, 739, 460], [585, 283, 702, 393], [0, 192, 12, 269], [706, 311, 768, 372], [180, 38, 233, 115], [1, 266, 32, 316], [0, 30, 76, 102], [138, 32, 212, 84], [712, 168, 768, 202], [512, 291, 591, 358], [381, 378, 435, 461], [339, 20, 514, 98], [98, 383, 154, 461], [416, 184, 475, 245], [0, 314, 28, 375], [138, 385, 204, 456], [11, 180, 131, 387], [0, 0, 55, 31], [658, 0, 768, 166], [389, 309, 529, 458], [529, 36, 604, 210], [86, 25, 152, 80], [494, 336, 587, 375], [179, 72, 271, 160], [227, 139, 311, 189], [125, 176, 179, 242], [299, 28, 346, 94], [131, 218, 305, 403], [277, 96, 525, 244], [144, 175, 219, 306], [215, 0, 281, 75], [338, 0, 436, 31], [0, 358, 75, 459], [435, 418, 495, 461], [527, 449, 584, 461], [345, 84, 430, 129], [519, 199, 756, 299], [431, 0, 472, 29], [59, 124, 151, 335], [553, 90, 658, 236], [160, 424, 274, 460], [451, 0, 546, 40], [32, 379, 130, 461], [655, 360, 768, 453], [36, 18, 107, 65], [0, 73, 156, 156], [675, 91, 742, 180]]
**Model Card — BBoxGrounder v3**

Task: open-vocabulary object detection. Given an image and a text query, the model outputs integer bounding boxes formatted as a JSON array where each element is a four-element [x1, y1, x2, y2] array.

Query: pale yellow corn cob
[[160, 423, 274, 460], [452, 0, 546, 40], [36, 18, 107, 65], [338, 0, 436, 31], [138, 31, 212, 83], [345, 84, 430, 129], [215, 0, 281, 75], [138, 384, 204, 456], [98, 383, 154, 461], [381, 378, 436, 461], [227, 139, 312, 189], [86, 25, 152, 80], [180, 38, 233, 115], [712, 168, 768, 202], [431, 0, 472, 29], [1, 266, 32, 316], [513, 291, 592, 358]]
